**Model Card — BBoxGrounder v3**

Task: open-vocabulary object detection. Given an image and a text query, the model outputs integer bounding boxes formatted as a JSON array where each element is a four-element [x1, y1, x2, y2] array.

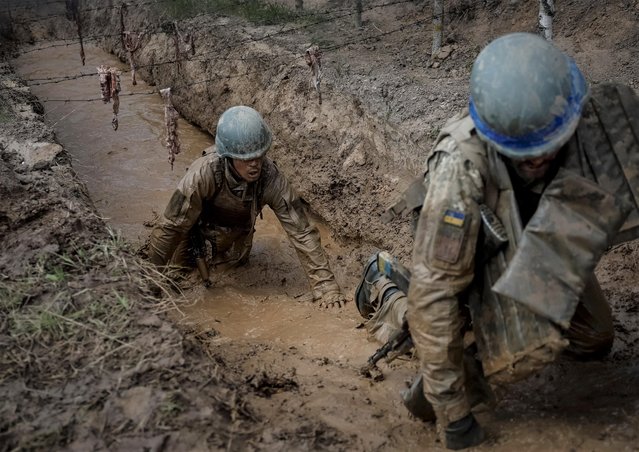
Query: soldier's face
[[510, 151, 559, 183], [232, 157, 263, 182]]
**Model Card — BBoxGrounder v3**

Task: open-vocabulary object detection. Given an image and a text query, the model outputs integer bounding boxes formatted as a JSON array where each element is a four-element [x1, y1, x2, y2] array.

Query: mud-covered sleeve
[[406, 137, 485, 424], [263, 167, 340, 296], [148, 157, 217, 266], [412, 140, 485, 290]]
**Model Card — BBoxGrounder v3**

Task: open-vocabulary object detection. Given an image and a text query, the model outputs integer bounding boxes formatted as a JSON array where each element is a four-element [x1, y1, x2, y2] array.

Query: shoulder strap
[[380, 177, 426, 224], [212, 155, 224, 193]]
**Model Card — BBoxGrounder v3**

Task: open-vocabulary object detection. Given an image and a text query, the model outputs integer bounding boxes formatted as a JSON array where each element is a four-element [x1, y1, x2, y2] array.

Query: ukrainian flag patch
[[443, 209, 465, 227]]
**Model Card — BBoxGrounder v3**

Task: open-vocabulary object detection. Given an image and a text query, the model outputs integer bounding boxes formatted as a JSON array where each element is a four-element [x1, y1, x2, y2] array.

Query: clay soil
[[2, 0, 639, 451]]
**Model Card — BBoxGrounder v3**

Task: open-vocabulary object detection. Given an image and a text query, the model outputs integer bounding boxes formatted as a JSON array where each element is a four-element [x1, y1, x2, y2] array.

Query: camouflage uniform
[[406, 129, 616, 426], [368, 82, 639, 430], [149, 150, 340, 298]]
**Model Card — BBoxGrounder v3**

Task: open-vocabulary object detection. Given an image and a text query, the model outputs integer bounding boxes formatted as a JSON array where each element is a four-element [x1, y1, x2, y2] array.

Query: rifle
[[361, 317, 413, 380], [190, 227, 212, 287]]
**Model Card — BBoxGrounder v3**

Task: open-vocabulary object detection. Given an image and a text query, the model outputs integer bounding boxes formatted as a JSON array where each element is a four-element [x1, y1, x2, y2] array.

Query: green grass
[[1, 229, 134, 344], [0, 110, 13, 124], [160, 393, 185, 416]]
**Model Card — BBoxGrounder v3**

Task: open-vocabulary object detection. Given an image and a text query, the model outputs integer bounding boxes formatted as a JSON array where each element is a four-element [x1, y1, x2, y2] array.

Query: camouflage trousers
[[364, 276, 408, 343]]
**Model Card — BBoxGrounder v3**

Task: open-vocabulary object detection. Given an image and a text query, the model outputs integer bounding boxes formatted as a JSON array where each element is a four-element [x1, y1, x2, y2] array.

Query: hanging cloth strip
[[160, 87, 181, 169], [123, 31, 143, 86], [173, 22, 196, 74], [305, 45, 323, 105], [174, 21, 195, 56], [97, 65, 121, 130]]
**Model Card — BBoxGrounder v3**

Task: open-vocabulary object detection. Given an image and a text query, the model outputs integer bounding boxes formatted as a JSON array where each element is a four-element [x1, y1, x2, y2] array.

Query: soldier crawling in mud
[[148, 105, 347, 308], [355, 33, 639, 449]]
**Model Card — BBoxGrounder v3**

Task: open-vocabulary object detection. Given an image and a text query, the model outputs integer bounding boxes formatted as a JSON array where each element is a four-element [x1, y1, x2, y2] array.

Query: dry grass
[[0, 228, 185, 382]]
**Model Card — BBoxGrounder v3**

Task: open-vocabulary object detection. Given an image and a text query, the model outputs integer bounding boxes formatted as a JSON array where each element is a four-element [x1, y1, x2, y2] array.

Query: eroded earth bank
[[2, 0, 639, 450]]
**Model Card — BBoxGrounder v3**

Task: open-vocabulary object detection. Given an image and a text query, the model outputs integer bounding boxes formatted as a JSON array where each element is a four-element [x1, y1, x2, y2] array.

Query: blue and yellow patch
[[443, 209, 465, 227]]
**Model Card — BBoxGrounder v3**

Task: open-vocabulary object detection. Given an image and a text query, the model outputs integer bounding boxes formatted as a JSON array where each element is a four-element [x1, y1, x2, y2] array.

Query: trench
[[11, 28, 639, 452], [12, 41, 446, 450], [11, 43, 428, 447]]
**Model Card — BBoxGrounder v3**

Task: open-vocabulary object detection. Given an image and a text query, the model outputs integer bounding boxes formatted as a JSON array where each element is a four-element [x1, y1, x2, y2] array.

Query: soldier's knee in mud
[[564, 333, 614, 361]]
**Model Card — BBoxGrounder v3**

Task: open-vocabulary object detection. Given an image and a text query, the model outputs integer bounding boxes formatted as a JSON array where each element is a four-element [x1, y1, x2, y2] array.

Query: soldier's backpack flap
[[470, 149, 566, 385], [571, 83, 639, 245], [380, 177, 427, 224], [492, 168, 630, 328]]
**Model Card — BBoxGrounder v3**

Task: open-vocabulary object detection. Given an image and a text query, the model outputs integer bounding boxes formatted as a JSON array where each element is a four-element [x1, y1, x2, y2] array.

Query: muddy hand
[[316, 289, 348, 309]]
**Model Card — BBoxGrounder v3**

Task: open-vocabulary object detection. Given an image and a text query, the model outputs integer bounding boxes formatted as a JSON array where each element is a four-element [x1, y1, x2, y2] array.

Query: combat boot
[[445, 413, 485, 450], [400, 374, 436, 422], [355, 253, 383, 318]]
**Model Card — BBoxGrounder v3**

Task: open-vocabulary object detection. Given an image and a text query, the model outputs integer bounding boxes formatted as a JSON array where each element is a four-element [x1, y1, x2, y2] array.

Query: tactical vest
[[200, 155, 266, 232], [385, 83, 639, 384]]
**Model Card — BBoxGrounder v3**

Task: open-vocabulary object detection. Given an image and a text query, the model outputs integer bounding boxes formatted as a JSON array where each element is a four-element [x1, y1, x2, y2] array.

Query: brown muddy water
[[13, 43, 212, 244], [12, 41, 381, 366]]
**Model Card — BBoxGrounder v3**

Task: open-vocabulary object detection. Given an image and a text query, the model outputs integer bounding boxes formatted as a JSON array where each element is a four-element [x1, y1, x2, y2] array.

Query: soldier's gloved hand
[[313, 287, 348, 309]]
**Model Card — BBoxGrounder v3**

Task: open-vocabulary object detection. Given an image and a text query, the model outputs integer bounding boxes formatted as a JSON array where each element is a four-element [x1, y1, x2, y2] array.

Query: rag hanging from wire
[[173, 21, 196, 75], [305, 45, 322, 105], [160, 87, 181, 169], [97, 65, 121, 130], [123, 31, 144, 85]]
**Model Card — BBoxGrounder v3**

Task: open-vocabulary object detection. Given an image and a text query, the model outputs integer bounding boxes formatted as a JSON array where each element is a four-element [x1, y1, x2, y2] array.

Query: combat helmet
[[469, 32, 589, 159], [215, 106, 272, 160]]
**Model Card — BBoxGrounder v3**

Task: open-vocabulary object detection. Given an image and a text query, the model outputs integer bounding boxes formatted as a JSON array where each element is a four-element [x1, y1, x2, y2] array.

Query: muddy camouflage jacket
[[406, 83, 639, 426], [148, 151, 340, 296]]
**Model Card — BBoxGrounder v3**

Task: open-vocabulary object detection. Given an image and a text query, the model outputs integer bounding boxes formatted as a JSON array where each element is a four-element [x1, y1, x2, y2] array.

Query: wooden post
[[120, 4, 126, 50], [538, 0, 555, 41]]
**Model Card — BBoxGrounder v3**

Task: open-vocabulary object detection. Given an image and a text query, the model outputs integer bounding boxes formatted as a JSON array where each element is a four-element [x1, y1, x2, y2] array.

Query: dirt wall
[[10, 0, 638, 266]]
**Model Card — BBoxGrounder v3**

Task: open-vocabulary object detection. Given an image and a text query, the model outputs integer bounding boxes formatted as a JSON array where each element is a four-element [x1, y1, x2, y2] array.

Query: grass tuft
[[0, 228, 182, 381]]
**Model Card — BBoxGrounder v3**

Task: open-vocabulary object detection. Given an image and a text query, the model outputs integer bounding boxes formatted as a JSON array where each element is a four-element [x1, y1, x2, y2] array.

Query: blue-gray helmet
[[469, 33, 589, 159], [215, 106, 272, 160]]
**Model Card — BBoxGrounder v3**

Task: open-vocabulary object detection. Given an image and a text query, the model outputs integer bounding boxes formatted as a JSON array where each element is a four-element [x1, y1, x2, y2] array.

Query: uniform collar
[[224, 158, 248, 190]]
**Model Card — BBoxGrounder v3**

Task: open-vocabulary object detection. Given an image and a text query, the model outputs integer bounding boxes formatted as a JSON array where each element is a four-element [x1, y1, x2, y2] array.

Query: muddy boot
[[400, 374, 436, 422], [445, 413, 485, 450], [354, 253, 383, 318]]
